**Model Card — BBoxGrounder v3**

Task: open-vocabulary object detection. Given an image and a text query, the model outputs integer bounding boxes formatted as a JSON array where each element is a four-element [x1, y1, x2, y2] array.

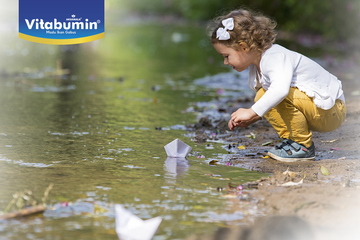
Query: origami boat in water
[[164, 139, 192, 158], [115, 204, 162, 240]]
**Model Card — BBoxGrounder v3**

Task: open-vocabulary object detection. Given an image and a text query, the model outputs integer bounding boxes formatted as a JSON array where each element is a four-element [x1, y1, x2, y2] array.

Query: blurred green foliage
[[110, 0, 360, 40]]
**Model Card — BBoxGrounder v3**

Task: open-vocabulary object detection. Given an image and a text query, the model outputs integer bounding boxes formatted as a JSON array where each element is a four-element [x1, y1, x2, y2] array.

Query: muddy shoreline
[[185, 56, 360, 240]]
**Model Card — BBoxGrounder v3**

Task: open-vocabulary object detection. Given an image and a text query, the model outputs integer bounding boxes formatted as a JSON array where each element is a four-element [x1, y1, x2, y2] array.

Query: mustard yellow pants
[[255, 87, 346, 148]]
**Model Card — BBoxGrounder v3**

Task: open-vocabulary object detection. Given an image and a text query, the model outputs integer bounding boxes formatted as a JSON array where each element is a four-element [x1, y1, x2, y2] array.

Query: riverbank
[[185, 52, 360, 240]]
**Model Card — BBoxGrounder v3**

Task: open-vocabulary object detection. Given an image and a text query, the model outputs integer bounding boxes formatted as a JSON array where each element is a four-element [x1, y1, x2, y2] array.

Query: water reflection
[[163, 157, 190, 180]]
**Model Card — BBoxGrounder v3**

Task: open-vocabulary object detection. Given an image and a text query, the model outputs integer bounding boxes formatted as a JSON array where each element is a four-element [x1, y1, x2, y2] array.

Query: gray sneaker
[[267, 139, 315, 162]]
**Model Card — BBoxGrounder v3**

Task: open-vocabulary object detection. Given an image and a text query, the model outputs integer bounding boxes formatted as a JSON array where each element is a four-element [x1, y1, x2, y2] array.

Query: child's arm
[[229, 52, 294, 130], [251, 52, 293, 117]]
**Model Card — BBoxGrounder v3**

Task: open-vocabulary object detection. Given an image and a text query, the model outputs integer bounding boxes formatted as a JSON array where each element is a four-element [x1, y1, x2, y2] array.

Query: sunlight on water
[[0, 3, 267, 239]]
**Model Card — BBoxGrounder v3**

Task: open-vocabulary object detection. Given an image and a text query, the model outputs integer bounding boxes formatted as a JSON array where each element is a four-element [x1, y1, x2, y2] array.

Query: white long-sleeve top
[[249, 44, 345, 117]]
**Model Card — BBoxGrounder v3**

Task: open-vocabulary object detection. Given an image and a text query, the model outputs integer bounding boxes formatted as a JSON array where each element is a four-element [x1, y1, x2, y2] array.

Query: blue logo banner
[[19, 0, 104, 45]]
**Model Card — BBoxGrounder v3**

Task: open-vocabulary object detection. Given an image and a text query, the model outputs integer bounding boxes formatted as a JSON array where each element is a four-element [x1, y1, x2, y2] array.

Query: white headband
[[216, 18, 234, 40]]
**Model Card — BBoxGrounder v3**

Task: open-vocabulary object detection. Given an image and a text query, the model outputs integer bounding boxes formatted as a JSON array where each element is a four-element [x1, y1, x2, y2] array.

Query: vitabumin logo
[[25, 16, 99, 31], [19, 0, 104, 45]]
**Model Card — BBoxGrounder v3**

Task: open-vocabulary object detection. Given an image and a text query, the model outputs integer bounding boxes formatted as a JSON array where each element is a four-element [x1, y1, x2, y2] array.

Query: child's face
[[213, 43, 255, 72]]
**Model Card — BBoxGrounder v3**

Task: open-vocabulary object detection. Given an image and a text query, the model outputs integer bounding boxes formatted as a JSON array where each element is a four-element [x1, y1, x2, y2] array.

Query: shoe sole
[[267, 152, 315, 162]]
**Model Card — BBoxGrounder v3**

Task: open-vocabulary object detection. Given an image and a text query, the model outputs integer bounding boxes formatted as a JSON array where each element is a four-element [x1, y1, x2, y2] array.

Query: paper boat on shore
[[115, 204, 162, 240], [164, 139, 192, 158]]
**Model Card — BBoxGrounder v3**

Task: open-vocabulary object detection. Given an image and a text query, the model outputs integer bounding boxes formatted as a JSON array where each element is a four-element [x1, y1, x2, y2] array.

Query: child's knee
[[254, 88, 266, 102]]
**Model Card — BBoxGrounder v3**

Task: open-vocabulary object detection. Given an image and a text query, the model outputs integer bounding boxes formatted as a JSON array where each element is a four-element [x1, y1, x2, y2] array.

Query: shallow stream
[[0, 22, 267, 239]]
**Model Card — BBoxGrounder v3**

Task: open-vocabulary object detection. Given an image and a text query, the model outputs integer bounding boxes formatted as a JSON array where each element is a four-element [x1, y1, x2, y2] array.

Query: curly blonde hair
[[209, 9, 277, 52]]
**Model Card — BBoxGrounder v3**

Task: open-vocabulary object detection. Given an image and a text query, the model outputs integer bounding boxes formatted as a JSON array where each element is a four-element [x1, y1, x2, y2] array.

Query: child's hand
[[229, 108, 261, 130], [228, 119, 239, 131]]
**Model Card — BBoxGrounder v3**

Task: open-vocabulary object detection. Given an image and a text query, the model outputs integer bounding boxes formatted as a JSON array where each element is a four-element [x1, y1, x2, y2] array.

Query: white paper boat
[[164, 139, 192, 158], [115, 205, 162, 240]]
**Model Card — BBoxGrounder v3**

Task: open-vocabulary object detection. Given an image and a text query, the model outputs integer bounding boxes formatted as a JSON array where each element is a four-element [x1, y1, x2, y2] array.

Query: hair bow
[[216, 18, 234, 40]]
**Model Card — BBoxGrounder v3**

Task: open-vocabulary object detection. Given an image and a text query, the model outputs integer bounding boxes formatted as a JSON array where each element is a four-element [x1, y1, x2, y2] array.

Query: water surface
[[0, 22, 266, 240]]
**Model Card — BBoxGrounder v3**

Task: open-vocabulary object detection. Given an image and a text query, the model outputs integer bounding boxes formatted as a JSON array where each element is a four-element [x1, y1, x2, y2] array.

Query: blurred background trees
[[109, 0, 360, 41]]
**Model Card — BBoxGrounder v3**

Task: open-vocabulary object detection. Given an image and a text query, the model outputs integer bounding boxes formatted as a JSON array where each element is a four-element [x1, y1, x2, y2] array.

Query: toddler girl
[[209, 9, 346, 162]]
